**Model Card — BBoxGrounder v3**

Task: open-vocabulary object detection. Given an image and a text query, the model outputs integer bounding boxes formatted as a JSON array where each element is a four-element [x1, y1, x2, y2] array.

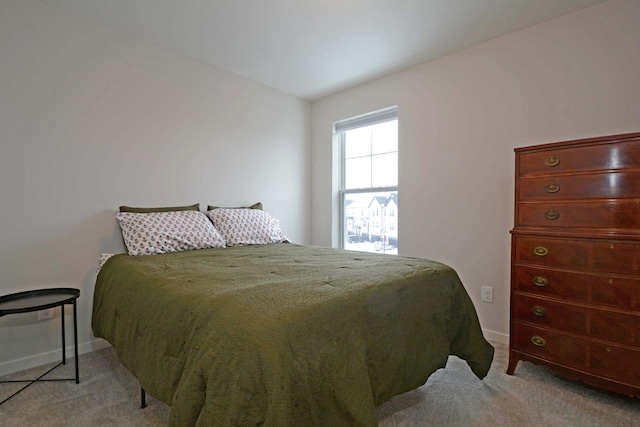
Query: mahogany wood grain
[[512, 265, 640, 310], [589, 342, 640, 384], [511, 322, 586, 367], [513, 293, 640, 346], [514, 235, 640, 276], [512, 294, 587, 335], [518, 136, 640, 177], [510, 323, 640, 394], [589, 309, 640, 347], [509, 132, 640, 397], [518, 171, 640, 201], [517, 200, 640, 230]]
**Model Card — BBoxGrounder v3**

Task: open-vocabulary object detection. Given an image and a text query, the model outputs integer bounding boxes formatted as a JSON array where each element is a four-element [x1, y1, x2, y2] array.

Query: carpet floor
[[1, 341, 638, 426]]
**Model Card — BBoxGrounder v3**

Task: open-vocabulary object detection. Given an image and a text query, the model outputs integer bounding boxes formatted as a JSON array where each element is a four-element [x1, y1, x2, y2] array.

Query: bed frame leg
[[141, 387, 146, 409]]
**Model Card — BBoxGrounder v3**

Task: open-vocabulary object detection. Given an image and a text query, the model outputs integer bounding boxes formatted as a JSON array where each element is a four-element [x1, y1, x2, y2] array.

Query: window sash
[[339, 187, 397, 250]]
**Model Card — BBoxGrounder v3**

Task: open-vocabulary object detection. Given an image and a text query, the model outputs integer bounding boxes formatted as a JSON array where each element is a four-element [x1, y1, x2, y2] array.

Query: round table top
[[0, 288, 80, 316]]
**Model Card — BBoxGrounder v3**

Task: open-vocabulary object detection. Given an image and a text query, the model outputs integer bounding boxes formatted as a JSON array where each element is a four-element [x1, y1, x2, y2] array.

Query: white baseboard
[[482, 328, 509, 345], [0, 338, 111, 377]]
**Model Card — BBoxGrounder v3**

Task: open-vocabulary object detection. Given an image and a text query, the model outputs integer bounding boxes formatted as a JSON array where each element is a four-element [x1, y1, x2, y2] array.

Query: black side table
[[0, 288, 80, 405]]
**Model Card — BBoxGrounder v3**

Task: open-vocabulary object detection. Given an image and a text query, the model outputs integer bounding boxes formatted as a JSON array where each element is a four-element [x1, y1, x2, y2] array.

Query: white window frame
[[334, 106, 398, 251]]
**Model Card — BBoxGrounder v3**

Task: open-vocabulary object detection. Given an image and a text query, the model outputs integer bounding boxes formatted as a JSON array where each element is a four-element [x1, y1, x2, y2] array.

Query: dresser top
[[515, 132, 640, 153]]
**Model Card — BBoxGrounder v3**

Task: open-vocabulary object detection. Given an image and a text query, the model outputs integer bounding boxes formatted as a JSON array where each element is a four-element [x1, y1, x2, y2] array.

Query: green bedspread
[[92, 243, 494, 426]]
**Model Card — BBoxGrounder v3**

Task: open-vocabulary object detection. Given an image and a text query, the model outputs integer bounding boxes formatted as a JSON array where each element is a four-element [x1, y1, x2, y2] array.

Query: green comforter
[[92, 244, 493, 426]]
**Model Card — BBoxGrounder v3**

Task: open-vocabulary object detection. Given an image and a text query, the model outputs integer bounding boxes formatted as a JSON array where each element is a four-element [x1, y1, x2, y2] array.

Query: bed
[[92, 242, 494, 426]]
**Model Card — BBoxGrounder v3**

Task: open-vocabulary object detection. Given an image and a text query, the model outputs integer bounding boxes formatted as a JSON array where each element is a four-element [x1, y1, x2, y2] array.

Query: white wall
[[310, 0, 640, 343], [0, 0, 310, 375]]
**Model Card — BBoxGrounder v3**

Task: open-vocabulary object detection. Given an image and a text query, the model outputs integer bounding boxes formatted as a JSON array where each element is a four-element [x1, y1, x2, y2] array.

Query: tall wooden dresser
[[508, 132, 640, 397]]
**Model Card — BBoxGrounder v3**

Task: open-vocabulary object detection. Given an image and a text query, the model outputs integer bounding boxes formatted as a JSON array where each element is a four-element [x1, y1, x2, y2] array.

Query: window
[[335, 107, 398, 254]]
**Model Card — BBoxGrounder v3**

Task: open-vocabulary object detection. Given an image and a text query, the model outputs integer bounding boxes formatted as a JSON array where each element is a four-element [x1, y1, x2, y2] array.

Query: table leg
[[61, 303, 66, 365], [73, 299, 79, 383]]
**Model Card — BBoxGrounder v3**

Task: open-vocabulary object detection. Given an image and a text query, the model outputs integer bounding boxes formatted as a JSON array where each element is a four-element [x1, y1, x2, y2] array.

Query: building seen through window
[[344, 191, 397, 254]]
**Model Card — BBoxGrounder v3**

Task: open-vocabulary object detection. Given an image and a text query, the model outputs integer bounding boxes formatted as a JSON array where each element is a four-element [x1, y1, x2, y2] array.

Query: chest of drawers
[[507, 132, 640, 397]]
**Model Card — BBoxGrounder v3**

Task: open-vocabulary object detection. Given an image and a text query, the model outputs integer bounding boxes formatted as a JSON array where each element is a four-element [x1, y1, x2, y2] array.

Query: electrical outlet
[[38, 308, 54, 321], [481, 286, 494, 303]]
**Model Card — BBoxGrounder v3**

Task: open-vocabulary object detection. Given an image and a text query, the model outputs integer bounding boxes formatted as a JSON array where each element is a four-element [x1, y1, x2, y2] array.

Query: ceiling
[[41, 0, 607, 101]]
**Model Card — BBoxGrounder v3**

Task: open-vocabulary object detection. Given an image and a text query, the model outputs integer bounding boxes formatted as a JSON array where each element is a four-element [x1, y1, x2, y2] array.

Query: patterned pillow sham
[[97, 253, 116, 273], [206, 208, 287, 246], [117, 210, 226, 256]]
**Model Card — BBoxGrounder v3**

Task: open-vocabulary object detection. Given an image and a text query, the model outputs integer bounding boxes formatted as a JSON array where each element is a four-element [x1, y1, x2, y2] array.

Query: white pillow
[[206, 209, 288, 246], [116, 210, 226, 256]]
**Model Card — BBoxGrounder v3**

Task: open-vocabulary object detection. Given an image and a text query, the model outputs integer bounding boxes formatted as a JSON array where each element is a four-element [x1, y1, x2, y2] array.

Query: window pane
[[343, 190, 397, 255], [344, 127, 371, 159], [345, 157, 371, 189], [371, 152, 397, 187], [371, 120, 397, 154]]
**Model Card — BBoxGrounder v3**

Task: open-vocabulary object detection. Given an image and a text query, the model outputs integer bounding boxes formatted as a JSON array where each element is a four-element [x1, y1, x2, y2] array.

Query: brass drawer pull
[[545, 210, 559, 220], [532, 306, 546, 317], [532, 276, 548, 287], [531, 335, 547, 347], [545, 156, 560, 167], [534, 246, 548, 256], [545, 183, 560, 193]]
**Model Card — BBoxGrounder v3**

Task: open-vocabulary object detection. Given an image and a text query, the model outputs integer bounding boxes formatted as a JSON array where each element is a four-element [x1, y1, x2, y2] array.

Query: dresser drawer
[[512, 322, 640, 386], [513, 294, 586, 334], [589, 341, 640, 385], [513, 294, 640, 346], [518, 138, 640, 177], [514, 236, 640, 275], [590, 309, 640, 347], [517, 201, 640, 230], [518, 171, 640, 201], [511, 322, 586, 367], [513, 265, 640, 310]]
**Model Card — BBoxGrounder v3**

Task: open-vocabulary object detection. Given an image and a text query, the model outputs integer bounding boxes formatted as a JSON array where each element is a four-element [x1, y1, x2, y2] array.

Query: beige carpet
[[1, 341, 638, 426]]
